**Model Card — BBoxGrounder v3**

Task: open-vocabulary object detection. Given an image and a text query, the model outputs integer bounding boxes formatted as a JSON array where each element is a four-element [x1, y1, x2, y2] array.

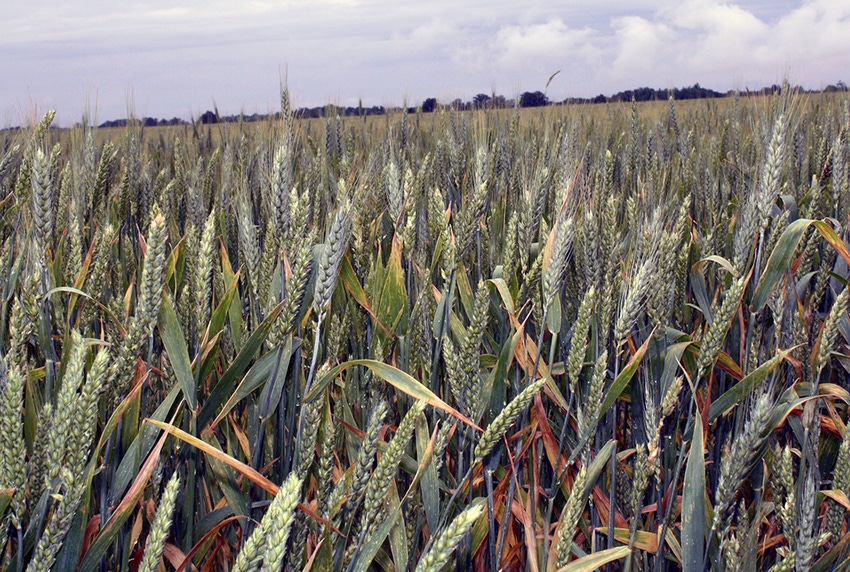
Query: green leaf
[[209, 340, 297, 428], [219, 242, 243, 350], [78, 424, 170, 572], [682, 412, 705, 571], [812, 526, 850, 572], [583, 440, 616, 500], [563, 337, 650, 468], [158, 292, 197, 410], [46, 286, 124, 333], [432, 275, 455, 340], [700, 255, 737, 276], [111, 383, 183, 505], [339, 254, 391, 337], [146, 419, 278, 495], [257, 337, 298, 420], [752, 218, 812, 311], [198, 301, 284, 429], [310, 531, 335, 572], [813, 220, 850, 267], [305, 359, 480, 430], [198, 276, 239, 382], [661, 341, 696, 396], [416, 415, 441, 535], [350, 502, 406, 572], [201, 430, 250, 523], [481, 327, 520, 423], [708, 349, 791, 423], [11, 488, 51, 569], [558, 546, 630, 571], [0, 488, 12, 517], [486, 277, 515, 314], [455, 262, 475, 319], [593, 527, 658, 552], [599, 334, 652, 417], [690, 266, 713, 324], [387, 481, 409, 572], [547, 294, 562, 334], [368, 236, 408, 343]]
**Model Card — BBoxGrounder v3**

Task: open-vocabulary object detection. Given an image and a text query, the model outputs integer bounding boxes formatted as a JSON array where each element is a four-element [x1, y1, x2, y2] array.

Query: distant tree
[[199, 110, 218, 124], [825, 81, 848, 93], [473, 93, 492, 108], [422, 98, 437, 113], [519, 91, 549, 108]]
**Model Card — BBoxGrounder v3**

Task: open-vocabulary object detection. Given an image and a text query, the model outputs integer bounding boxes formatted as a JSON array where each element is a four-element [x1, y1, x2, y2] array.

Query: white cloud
[[609, 16, 676, 82], [495, 19, 598, 70], [597, 0, 850, 92], [2, 0, 848, 123], [773, 0, 850, 63]]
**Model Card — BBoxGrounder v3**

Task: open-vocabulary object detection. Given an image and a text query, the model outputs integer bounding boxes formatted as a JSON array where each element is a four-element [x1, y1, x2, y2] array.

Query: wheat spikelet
[[270, 224, 315, 348], [578, 350, 607, 441], [456, 173, 489, 258], [473, 378, 545, 466], [233, 472, 303, 572], [415, 498, 484, 572], [815, 284, 850, 372], [258, 221, 278, 312], [697, 272, 749, 379], [629, 444, 650, 546], [66, 346, 109, 470], [361, 400, 427, 530], [64, 211, 83, 286], [44, 331, 87, 484], [827, 433, 850, 543], [80, 223, 117, 329], [318, 402, 336, 520], [26, 469, 82, 572], [796, 457, 819, 568], [236, 182, 262, 305], [139, 204, 168, 334], [257, 472, 303, 572], [138, 473, 181, 572], [30, 148, 53, 262], [287, 403, 322, 572], [341, 399, 387, 520], [385, 155, 403, 224], [614, 254, 655, 350], [567, 287, 595, 396], [433, 418, 453, 474], [194, 210, 217, 330], [555, 466, 588, 568], [294, 397, 322, 478], [772, 445, 797, 544], [0, 144, 20, 182], [107, 205, 167, 402], [712, 393, 773, 541], [0, 300, 31, 525], [313, 192, 351, 321]]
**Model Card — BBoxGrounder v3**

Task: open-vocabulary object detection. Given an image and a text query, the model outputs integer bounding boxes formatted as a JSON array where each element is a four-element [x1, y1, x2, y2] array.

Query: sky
[[2, 0, 849, 126]]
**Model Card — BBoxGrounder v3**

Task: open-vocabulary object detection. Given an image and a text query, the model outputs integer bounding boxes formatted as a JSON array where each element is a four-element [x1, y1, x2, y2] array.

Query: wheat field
[[1, 87, 850, 571]]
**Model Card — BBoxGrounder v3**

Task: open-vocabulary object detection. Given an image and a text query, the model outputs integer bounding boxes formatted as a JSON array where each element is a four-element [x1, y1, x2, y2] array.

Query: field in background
[[1, 88, 850, 571]]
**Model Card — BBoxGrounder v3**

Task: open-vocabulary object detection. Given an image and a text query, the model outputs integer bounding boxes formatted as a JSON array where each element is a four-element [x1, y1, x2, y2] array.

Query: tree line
[[90, 81, 848, 128]]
